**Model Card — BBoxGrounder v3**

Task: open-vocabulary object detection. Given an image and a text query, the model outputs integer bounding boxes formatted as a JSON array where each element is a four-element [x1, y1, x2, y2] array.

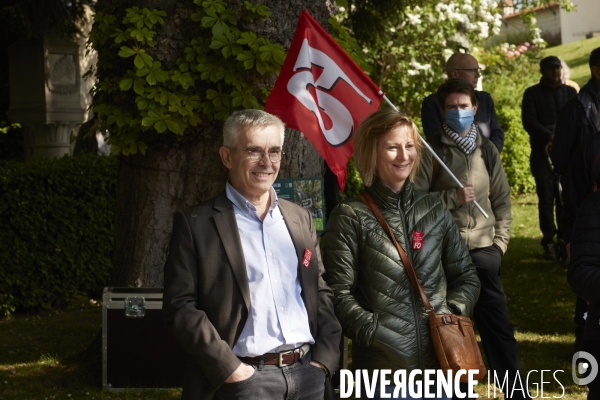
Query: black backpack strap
[[480, 136, 493, 182], [592, 134, 600, 192], [427, 134, 444, 191]]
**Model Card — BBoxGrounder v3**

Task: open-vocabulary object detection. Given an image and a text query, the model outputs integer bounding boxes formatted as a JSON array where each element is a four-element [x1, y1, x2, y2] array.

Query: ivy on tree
[[87, 0, 285, 156]]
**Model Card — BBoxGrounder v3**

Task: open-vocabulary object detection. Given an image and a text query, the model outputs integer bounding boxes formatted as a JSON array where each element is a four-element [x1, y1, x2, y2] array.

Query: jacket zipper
[[464, 150, 474, 248], [397, 205, 424, 370]]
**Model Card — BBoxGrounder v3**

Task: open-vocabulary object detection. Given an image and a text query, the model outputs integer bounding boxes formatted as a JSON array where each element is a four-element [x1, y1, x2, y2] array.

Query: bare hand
[[225, 363, 255, 383], [456, 184, 475, 205]]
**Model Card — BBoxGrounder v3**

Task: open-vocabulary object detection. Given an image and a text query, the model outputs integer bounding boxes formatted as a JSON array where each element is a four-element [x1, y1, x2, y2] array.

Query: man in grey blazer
[[163, 109, 342, 400]]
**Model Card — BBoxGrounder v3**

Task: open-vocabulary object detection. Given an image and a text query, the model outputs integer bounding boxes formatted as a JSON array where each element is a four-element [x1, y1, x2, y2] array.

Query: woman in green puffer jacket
[[323, 109, 480, 399]]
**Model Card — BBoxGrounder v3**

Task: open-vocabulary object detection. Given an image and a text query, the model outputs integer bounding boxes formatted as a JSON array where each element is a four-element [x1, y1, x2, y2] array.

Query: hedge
[[0, 153, 118, 315], [497, 107, 536, 195], [0, 122, 25, 162]]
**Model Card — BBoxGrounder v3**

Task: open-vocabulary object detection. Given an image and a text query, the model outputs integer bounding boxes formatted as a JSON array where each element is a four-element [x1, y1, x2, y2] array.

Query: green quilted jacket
[[323, 179, 480, 372]]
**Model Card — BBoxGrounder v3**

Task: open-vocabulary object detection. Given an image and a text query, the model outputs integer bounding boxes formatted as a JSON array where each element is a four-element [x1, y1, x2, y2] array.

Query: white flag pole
[[382, 95, 489, 219]]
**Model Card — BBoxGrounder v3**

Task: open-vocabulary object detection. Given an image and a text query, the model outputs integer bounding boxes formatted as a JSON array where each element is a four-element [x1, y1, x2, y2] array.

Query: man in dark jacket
[[522, 55, 577, 260], [551, 49, 600, 355], [163, 109, 341, 400], [551, 47, 600, 178], [421, 53, 504, 152], [552, 48, 600, 220], [567, 188, 600, 399], [561, 133, 600, 251], [560, 133, 600, 357]]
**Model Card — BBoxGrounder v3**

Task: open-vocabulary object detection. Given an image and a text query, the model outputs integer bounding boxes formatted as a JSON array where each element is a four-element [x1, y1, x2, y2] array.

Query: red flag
[[264, 10, 383, 191]]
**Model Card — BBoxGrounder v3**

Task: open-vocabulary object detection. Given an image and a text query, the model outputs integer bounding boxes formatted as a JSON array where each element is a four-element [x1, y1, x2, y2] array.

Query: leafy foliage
[[88, 0, 286, 156], [339, 0, 424, 47], [0, 153, 118, 314], [340, 156, 364, 200], [0, 122, 24, 162], [337, 0, 504, 115], [479, 42, 541, 109], [0, 0, 90, 41], [327, 15, 371, 74], [497, 107, 536, 195]]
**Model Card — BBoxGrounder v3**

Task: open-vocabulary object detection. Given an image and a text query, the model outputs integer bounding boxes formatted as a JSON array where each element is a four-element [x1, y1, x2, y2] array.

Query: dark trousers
[[575, 297, 590, 353], [531, 156, 562, 246], [214, 351, 326, 400], [582, 340, 600, 399], [470, 246, 530, 400]]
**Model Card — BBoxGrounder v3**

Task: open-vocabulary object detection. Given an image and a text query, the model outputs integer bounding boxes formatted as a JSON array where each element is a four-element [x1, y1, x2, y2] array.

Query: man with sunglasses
[[421, 53, 505, 152], [522, 56, 577, 261], [163, 109, 341, 400]]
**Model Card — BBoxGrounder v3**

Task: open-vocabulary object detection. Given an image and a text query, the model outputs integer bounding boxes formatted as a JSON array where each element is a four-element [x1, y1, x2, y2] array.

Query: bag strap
[[358, 191, 434, 314], [428, 134, 443, 191], [480, 136, 494, 181]]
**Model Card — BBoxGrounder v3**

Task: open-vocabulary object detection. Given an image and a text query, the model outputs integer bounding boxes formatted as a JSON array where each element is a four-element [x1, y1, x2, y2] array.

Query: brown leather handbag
[[359, 191, 486, 382]]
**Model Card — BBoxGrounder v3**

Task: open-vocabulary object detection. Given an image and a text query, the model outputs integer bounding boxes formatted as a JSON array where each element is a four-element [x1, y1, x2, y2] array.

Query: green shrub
[[480, 43, 540, 111], [0, 122, 25, 162], [497, 107, 536, 195], [341, 157, 364, 200], [0, 153, 118, 314]]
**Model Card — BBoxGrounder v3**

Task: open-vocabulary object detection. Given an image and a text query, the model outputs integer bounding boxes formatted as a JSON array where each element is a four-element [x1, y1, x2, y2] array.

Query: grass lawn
[[0, 195, 590, 399], [0, 299, 181, 399], [542, 36, 600, 88]]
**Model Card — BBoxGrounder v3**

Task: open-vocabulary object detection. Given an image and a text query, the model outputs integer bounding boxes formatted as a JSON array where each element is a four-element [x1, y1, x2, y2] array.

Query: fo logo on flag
[[287, 38, 375, 147], [265, 11, 383, 191]]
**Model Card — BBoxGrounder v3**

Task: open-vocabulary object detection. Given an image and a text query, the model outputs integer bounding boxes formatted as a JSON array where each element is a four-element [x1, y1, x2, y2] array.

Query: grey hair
[[222, 109, 285, 147]]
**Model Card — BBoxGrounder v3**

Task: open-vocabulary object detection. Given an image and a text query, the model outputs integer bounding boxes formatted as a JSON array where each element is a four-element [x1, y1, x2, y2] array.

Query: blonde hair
[[354, 108, 423, 187]]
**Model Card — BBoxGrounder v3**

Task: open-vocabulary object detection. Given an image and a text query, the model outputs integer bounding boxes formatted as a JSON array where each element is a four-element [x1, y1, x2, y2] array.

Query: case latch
[[124, 297, 146, 318]]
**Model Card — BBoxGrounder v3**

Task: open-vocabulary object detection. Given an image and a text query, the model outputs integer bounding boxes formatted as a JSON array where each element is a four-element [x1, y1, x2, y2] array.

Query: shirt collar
[[225, 181, 279, 215]]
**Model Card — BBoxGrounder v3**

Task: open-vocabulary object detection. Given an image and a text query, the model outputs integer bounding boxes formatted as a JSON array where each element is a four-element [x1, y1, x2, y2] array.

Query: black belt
[[238, 343, 310, 367]]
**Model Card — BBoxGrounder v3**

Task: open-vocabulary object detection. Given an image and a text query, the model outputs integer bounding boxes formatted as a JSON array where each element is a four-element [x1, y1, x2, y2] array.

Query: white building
[[560, 0, 600, 44], [496, 0, 600, 46]]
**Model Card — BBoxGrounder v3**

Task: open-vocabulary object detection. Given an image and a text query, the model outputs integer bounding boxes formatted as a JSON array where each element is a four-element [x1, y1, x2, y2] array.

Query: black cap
[[540, 56, 561, 69]]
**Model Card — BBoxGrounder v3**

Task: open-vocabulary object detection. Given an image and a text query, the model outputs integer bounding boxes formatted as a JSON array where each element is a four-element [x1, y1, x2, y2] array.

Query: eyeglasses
[[454, 68, 481, 75], [230, 148, 285, 163]]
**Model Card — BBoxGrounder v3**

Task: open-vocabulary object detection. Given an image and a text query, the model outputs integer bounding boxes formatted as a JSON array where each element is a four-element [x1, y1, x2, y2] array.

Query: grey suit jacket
[[162, 191, 341, 400]]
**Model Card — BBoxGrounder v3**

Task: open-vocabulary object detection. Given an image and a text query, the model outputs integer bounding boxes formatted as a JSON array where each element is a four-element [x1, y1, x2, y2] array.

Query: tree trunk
[[100, 0, 336, 287]]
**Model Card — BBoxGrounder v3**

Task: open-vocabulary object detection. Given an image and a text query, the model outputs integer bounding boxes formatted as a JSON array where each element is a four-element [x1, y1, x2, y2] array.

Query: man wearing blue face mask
[[415, 79, 529, 400], [421, 53, 504, 153]]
